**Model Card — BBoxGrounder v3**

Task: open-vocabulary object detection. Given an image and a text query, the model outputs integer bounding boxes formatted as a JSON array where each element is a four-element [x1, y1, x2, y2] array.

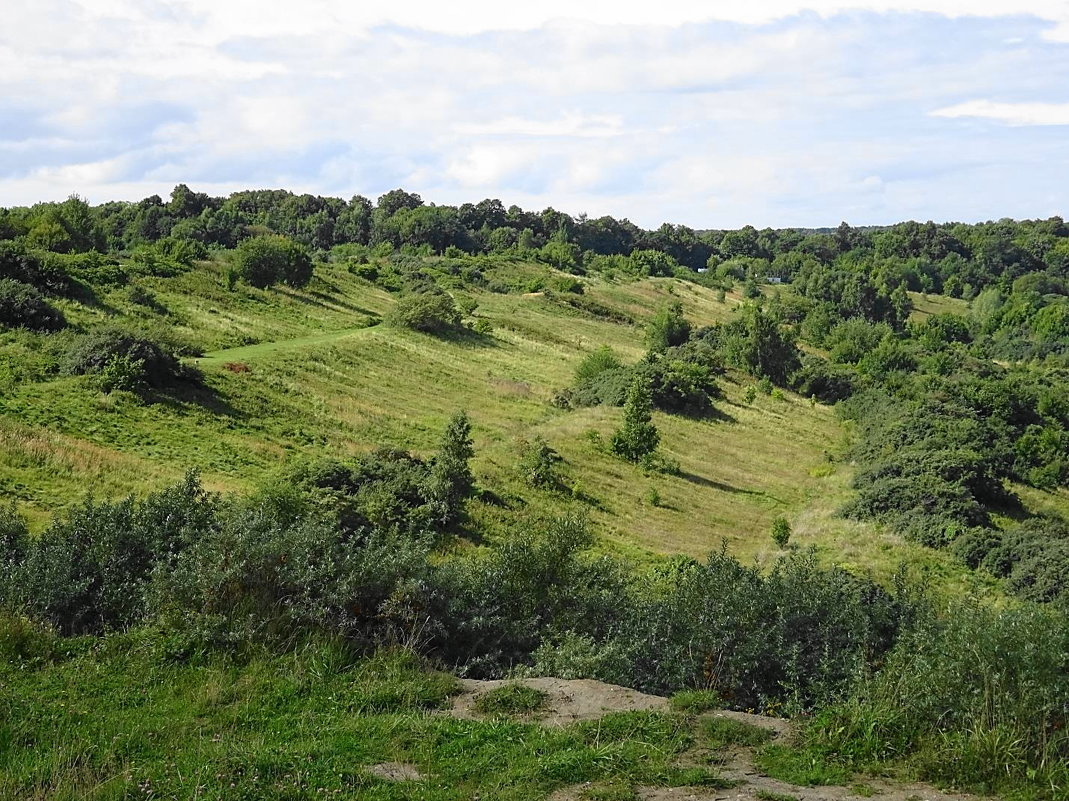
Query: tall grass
[[804, 600, 1069, 797]]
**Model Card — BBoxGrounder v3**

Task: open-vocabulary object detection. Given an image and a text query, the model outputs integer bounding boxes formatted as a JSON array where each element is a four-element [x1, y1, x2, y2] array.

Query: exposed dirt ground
[[452, 678, 987, 801]]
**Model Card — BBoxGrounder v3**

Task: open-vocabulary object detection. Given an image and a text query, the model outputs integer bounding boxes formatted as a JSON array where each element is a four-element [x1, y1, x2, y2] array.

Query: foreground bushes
[[1, 478, 910, 714], [805, 601, 1069, 797]]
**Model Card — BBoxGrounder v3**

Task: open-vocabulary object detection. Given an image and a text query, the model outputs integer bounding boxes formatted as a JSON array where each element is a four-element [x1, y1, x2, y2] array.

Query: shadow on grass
[[432, 326, 498, 349], [681, 472, 760, 496], [148, 375, 245, 420], [303, 289, 381, 318]]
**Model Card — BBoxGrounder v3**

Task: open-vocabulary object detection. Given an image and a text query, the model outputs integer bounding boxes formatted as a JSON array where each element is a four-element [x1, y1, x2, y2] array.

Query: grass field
[[0, 259, 1004, 587], [0, 636, 727, 801]]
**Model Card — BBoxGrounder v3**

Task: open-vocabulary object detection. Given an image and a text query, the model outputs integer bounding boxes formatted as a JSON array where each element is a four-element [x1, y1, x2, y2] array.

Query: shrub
[[287, 412, 475, 538], [574, 346, 623, 386], [97, 354, 148, 393], [147, 499, 435, 651], [646, 302, 691, 351], [388, 288, 462, 334], [62, 326, 191, 389], [806, 600, 1069, 795], [519, 436, 564, 489], [3, 473, 216, 634], [233, 234, 313, 288], [610, 378, 660, 462], [642, 346, 721, 416], [570, 367, 634, 407], [0, 241, 72, 294], [0, 278, 66, 331], [792, 355, 856, 403], [771, 517, 791, 548]]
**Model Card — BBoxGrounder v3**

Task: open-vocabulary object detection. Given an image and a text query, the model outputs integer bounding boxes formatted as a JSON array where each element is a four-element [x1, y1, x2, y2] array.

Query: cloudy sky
[[3, 1, 1069, 228]]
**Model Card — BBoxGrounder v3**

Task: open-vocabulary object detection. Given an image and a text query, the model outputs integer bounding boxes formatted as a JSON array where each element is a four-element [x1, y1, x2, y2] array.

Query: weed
[[703, 717, 775, 749], [669, 689, 721, 714], [755, 745, 851, 787], [472, 683, 549, 716]]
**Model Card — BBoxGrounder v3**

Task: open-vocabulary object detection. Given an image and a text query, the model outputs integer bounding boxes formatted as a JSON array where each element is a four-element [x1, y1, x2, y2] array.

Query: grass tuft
[[472, 683, 549, 716]]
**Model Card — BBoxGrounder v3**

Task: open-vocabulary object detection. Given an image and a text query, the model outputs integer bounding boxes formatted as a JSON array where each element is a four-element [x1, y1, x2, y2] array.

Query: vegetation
[[3, 186, 1069, 799], [472, 684, 550, 716], [610, 377, 660, 462]]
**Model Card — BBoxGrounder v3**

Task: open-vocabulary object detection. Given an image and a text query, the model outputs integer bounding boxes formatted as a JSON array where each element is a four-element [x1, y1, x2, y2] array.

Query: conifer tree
[[610, 377, 659, 462]]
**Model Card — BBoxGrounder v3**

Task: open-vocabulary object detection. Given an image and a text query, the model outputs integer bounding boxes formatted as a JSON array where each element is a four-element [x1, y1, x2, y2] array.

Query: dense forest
[[2, 186, 1069, 800]]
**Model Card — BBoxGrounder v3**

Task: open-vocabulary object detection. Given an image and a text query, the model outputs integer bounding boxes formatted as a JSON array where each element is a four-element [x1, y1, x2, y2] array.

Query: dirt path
[[452, 678, 987, 801], [450, 677, 670, 725]]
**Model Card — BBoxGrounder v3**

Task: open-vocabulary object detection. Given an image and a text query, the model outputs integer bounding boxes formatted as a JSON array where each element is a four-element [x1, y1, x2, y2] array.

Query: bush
[[233, 234, 313, 288], [0, 241, 72, 294], [569, 366, 634, 407], [3, 473, 216, 634], [388, 288, 462, 334], [806, 601, 1069, 796], [792, 355, 856, 403], [62, 326, 191, 389], [519, 436, 564, 489], [0, 278, 66, 331], [646, 302, 691, 351], [771, 517, 791, 548], [287, 412, 475, 538], [610, 378, 660, 462], [574, 346, 623, 386], [642, 345, 721, 416]]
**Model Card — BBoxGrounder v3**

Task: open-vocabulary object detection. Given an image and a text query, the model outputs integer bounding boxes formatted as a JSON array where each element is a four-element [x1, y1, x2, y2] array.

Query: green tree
[[610, 377, 660, 462], [771, 517, 792, 547], [425, 411, 475, 525], [233, 234, 313, 288], [646, 301, 691, 351], [388, 289, 462, 334]]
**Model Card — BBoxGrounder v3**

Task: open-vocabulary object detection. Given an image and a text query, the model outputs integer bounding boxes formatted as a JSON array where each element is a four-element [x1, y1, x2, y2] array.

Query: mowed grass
[[907, 291, 969, 322], [0, 635, 717, 801], [0, 261, 978, 583]]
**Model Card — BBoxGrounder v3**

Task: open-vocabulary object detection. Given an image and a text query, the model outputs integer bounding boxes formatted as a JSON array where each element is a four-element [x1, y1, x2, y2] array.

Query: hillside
[[0, 256, 992, 588], [4, 194, 1069, 801]]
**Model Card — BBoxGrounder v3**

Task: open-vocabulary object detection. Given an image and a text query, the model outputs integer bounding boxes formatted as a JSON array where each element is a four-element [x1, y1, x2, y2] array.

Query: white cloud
[[105, 1, 1069, 41], [3, 3, 1069, 226], [931, 99, 1069, 126], [456, 114, 624, 138]]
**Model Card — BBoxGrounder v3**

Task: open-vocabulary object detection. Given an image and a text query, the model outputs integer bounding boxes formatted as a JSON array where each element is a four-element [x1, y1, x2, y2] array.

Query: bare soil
[[453, 678, 987, 801]]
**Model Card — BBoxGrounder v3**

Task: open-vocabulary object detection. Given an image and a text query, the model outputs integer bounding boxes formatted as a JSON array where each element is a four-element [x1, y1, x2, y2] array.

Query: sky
[[2, 1, 1069, 229]]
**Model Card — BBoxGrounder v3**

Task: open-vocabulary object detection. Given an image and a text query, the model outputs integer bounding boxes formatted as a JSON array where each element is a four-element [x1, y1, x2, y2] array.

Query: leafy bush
[[388, 288, 462, 333], [0, 240, 72, 294], [574, 345, 623, 386], [646, 302, 691, 351], [0, 278, 66, 331], [641, 344, 721, 416], [806, 600, 1069, 796], [61, 326, 192, 389], [771, 517, 791, 548], [148, 498, 436, 651], [232, 234, 313, 288], [568, 366, 634, 407], [2, 473, 216, 634], [611, 378, 660, 462], [518, 436, 564, 490], [287, 412, 474, 539], [792, 355, 856, 403], [607, 549, 908, 708]]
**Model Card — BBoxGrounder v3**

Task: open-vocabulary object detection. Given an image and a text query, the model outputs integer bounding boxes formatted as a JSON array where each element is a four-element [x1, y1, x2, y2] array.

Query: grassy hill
[[0, 255, 1005, 592]]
